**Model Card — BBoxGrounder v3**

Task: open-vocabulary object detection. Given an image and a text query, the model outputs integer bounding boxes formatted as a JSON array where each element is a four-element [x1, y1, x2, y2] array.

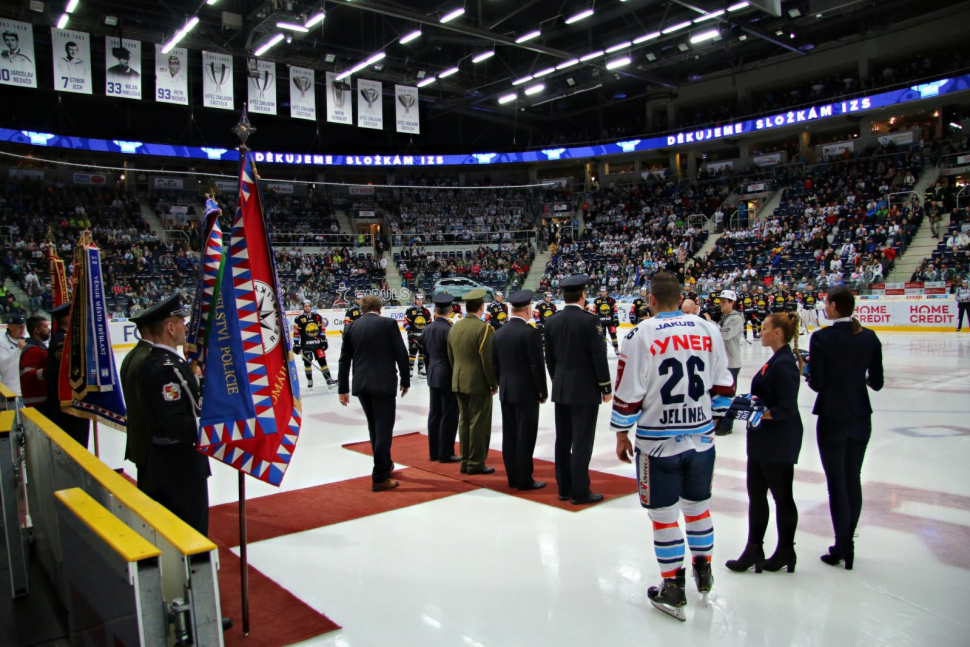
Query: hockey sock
[[322, 366, 334, 381], [681, 498, 714, 563], [304, 367, 313, 381], [648, 505, 685, 578]]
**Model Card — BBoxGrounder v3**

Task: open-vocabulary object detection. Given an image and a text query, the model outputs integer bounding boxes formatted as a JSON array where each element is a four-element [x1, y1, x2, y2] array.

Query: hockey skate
[[647, 568, 687, 622], [327, 378, 338, 389], [691, 558, 713, 607], [306, 379, 313, 390]]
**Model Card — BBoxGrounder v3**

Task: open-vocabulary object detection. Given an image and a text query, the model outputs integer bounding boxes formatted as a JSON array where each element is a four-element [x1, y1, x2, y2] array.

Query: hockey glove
[[728, 395, 767, 428]]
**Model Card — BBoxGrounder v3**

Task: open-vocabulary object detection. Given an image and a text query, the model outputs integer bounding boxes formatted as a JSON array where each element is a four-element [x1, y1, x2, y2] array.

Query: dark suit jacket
[[544, 304, 611, 405], [120, 339, 154, 465], [493, 317, 547, 403], [423, 316, 454, 390], [808, 322, 883, 419], [338, 312, 410, 396], [748, 345, 803, 464]]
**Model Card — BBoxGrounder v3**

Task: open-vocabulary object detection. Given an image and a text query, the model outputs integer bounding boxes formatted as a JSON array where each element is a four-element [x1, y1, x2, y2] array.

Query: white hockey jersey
[[611, 311, 735, 454]]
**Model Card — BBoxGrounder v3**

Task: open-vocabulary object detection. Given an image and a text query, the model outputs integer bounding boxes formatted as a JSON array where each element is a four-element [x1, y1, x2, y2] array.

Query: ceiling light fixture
[[524, 83, 544, 95], [399, 29, 422, 44], [727, 1, 750, 10], [633, 31, 661, 44], [605, 41, 632, 53], [498, 92, 517, 104], [605, 56, 631, 70], [56, 12, 69, 28], [254, 32, 285, 56], [662, 21, 691, 34], [439, 66, 459, 78], [161, 16, 199, 54], [205, 0, 218, 4], [693, 9, 724, 22], [512, 75, 533, 85], [335, 51, 386, 80], [533, 66, 556, 78], [440, 7, 465, 23], [677, 42, 690, 51], [579, 50, 603, 62], [556, 58, 579, 70], [104, 15, 117, 25], [788, 8, 802, 18], [645, 52, 656, 61], [516, 29, 541, 43], [690, 29, 719, 43], [65, 0, 78, 13], [276, 21, 309, 32], [472, 50, 494, 63], [565, 8, 594, 24], [738, 34, 748, 41], [304, 11, 325, 28], [417, 76, 436, 87]]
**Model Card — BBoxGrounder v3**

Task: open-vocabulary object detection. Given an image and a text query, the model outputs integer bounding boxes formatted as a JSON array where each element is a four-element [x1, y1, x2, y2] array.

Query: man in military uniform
[[544, 275, 612, 505], [533, 291, 557, 340], [423, 294, 460, 462], [138, 295, 210, 534], [486, 291, 509, 330], [43, 304, 91, 449], [593, 286, 620, 356], [493, 290, 547, 491], [404, 294, 431, 378], [630, 287, 648, 326], [120, 308, 155, 487], [343, 292, 363, 334], [293, 300, 337, 389], [447, 289, 498, 475]]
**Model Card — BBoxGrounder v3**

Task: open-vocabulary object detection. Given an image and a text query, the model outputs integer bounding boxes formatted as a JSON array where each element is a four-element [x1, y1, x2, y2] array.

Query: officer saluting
[[138, 295, 211, 535], [544, 275, 612, 505], [423, 293, 460, 462]]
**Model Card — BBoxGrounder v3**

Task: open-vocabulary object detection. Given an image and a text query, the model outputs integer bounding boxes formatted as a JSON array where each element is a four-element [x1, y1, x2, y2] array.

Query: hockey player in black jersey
[[630, 287, 648, 326], [292, 300, 337, 389], [485, 291, 508, 330], [751, 291, 769, 338], [533, 292, 557, 339], [593, 285, 620, 355], [404, 294, 432, 378], [343, 292, 363, 334], [799, 284, 820, 335], [740, 290, 754, 341]]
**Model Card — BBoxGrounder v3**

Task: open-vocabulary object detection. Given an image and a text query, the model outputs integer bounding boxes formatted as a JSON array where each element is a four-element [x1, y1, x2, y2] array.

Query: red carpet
[[343, 432, 637, 510], [217, 543, 341, 647], [208, 468, 478, 547]]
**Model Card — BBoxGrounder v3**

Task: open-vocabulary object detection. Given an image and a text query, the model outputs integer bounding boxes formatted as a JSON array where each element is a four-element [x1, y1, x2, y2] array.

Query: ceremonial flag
[[185, 196, 224, 365], [57, 235, 127, 429], [198, 151, 302, 486], [48, 239, 69, 333]]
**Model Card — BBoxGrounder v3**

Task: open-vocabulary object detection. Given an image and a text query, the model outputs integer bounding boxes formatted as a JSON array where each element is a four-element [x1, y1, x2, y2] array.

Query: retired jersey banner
[[394, 84, 419, 134], [155, 44, 188, 105], [247, 59, 276, 115], [202, 50, 234, 110], [0, 19, 37, 88], [289, 66, 315, 121], [51, 28, 92, 94], [185, 196, 224, 364], [357, 78, 383, 130], [199, 151, 302, 486], [325, 71, 352, 125], [105, 37, 141, 100]]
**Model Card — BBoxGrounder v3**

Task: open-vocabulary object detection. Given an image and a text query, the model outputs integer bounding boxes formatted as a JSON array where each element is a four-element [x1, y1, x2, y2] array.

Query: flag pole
[[93, 421, 100, 458], [231, 104, 257, 637]]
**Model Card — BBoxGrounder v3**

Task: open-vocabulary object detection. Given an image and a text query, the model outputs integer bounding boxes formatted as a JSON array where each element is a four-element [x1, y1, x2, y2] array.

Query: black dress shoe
[[570, 493, 605, 505], [558, 495, 570, 501], [466, 466, 496, 475], [460, 464, 467, 473], [222, 618, 233, 631], [518, 481, 547, 491], [439, 455, 461, 463]]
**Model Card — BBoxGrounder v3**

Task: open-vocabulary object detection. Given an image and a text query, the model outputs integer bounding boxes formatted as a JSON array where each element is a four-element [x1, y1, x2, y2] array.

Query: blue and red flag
[[198, 152, 302, 486], [185, 196, 224, 365]]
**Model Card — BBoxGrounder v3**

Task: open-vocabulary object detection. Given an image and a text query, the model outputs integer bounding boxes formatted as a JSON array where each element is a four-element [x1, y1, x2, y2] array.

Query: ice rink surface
[[98, 331, 970, 647]]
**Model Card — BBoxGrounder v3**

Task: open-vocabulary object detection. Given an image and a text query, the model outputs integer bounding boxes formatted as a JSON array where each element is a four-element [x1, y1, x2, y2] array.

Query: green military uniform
[[447, 289, 498, 474], [120, 334, 154, 487]]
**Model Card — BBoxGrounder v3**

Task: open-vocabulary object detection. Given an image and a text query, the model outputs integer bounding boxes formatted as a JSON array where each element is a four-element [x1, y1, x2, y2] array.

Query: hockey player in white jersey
[[612, 273, 735, 621]]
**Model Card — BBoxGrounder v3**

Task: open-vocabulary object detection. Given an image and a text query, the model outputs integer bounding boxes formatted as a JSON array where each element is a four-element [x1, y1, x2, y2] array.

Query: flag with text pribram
[[198, 152, 303, 486]]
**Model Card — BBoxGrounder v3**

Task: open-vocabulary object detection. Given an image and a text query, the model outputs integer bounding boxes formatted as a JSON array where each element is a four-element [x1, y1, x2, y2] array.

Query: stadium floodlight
[[499, 92, 517, 104], [304, 11, 325, 28], [399, 29, 422, 44], [439, 66, 459, 78], [65, 0, 78, 13], [690, 29, 720, 43], [533, 66, 556, 78], [633, 31, 661, 44], [524, 83, 544, 95], [161, 16, 199, 54], [693, 9, 724, 22], [276, 21, 309, 32], [205, 0, 218, 4], [254, 32, 284, 57], [565, 8, 594, 24], [516, 29, 541, 43], [511, 75, 533, 85], [605, 41, 632, 54], [727, 1, 750, 10], [556, 58, 579, 70], [440, 7, 465, 23], [472, 50, 495, 63], [335, 51, 386, 80], [579, 50, 604, 62], [662, 21, 691, 34], [56, 12, 69, 28], [605, 56, 631, 70], [417, 76, 436, 87]]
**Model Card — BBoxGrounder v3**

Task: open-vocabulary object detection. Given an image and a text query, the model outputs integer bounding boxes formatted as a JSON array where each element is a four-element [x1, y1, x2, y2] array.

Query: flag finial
[[232, 103, 257, 149]]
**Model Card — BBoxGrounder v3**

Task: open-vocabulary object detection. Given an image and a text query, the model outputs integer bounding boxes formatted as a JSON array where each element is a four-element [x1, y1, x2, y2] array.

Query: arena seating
[[394, 243, 536, 297]]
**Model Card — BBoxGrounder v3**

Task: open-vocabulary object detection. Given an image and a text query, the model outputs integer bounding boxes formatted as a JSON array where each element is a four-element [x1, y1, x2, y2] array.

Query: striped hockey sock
[[682, 499, 714, 562], [649, 506, 685, 578]]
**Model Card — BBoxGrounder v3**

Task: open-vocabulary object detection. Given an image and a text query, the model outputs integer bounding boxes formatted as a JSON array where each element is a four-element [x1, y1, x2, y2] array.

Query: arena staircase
[[383, 252, 404, 298], [887, 166, 944, 282], [138, 198, 169, 241], [522, 249, 551, 292], [755, 187, 784, 222], [334, 209, 355, 236], [2, 280, 30, 313]]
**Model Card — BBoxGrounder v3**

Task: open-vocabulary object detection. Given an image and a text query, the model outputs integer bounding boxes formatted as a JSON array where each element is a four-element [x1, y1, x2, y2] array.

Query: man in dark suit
[[544, 275, 612, 505], [338, 295, 410, 491], [423, 293, 460, 462], [493, 290, 547, 491], [120, 309, 154, 487]]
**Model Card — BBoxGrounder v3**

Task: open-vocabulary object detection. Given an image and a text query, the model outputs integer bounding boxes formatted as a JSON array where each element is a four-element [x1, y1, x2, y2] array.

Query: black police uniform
[[423, 294, 460, 461], [404, 303, 432, 376], [293, 310, 336, 387]]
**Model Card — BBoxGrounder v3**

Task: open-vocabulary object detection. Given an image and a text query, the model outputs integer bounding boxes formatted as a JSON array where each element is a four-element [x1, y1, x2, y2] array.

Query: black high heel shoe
[[820, 544, 854, 570], [762, 544, 797, 573], [725, 542, 765, 573]]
